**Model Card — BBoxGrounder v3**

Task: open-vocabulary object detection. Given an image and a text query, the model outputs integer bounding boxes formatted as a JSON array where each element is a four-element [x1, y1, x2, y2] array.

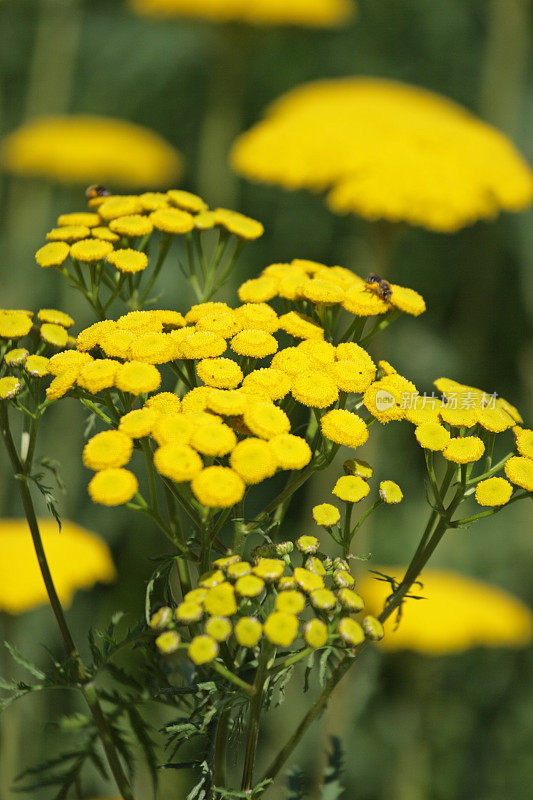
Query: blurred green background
[[0, 0, 532, 798]]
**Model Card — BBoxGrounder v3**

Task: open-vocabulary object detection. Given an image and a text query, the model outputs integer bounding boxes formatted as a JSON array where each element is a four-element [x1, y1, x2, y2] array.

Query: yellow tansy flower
[[25, 355, 49, 378], [57, 211, 100, 227], [292, 371, 338, 408], [38, 309, 74, 328], [109, 214, 153, 237], [388, 285, 426, 316], [0, 377, 21, 400], [230, 437, 277, 484], [304, 619, 328, 649], [331, 360, 376, 394], [253, 558, 285, 581], [338, 617, 365, 647], [235, 574, 265, 598], [312, 503, 340, 527], [276, 590, 306, 615], [188, 635, 218, 665], [40, 323, 69, 348], [156, 631, 181, 654], [48, 350, 92, 376], [234, 302, 279, 333], [115, 361, 161, 394], [332, 475, 370, 503], [70, 238, 114, 262], [243, 400, 290, 440], [279, 311, 324, 341], [475, 477, 513, 507], [338, 587, 364, 612], [514, 428, 533, 459], [364, 375, 417, 423], [145, 391, 182, 416], [167, 189, 207, 212], [150, 207, 195, 234], [176, 600, 204, 623], [204, 583, 237, 617], [83, 430, 133, 471], [4, 348, 29, 367], [191, 466, 245, 508], [321, 409, 368, 448], [0, 310, 33, 339], [230, 329, 278, 358], [207, 388, 248, 417], [107, 248, 148, 274], [197, 357, 243, 389], [119, 408, 159, 439], [91, 226, 121, 242], [264, 612, 298, 647], [296, 535, 320, 554], [46, 368, 78, 400], [294, 567, 324, 593], [190, 421, 237, 457], [415, 422, 451, 451], [238, 276, 278, 304], [88, 468, 138, 506], [0, 518, 115, 614], [153, 443, 203, 482], [268, 433, 312, 470], [442, 436, 485, 464], [46, 225, 90, 242], [310, 588, 337, 611], [180, 331, 227, 360], [205, 616, 232, 642], [379, 480, 403, 504], [213, 208, 264, 240], [504, 456, 533, 492], [234, 617, 262, 648], [241, 368, 291, 401], [77, 359, 119, 392], [35, 241, 70, 268]]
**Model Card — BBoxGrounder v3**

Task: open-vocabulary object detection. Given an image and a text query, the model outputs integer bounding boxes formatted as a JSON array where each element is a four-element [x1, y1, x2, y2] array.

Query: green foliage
[[287, 738, 345, 800]]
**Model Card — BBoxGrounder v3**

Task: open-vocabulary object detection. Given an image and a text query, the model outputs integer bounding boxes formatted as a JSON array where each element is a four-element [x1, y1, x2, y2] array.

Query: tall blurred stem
[[479, 0, 531, 134], [196, 24, 249, 207], [4, 0, 83, 271]]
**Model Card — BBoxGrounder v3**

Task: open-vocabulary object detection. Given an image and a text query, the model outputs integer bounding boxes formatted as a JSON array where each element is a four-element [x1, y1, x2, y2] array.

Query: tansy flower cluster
[[34, 189, 263, 319], [0, 307, 78, 400], [150, 545, 383, 672], [232, 77, 533, 232]]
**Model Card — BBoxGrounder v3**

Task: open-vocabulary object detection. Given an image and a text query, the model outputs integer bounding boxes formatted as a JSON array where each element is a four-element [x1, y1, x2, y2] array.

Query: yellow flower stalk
[[128, 0, 356, 27], [359, 568, 533, 655], [232, 78, 533, 232], [0, 519, 115, 614], [1, 115, 182, 188]]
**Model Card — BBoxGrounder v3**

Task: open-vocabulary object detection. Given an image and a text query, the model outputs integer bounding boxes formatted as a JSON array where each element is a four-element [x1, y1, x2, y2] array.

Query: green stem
[[262, 465, 466, 790], [213, 706, 232, 787], [138, 233, 173, 307], [241, 643, 272, 790], [0, 404, 134, 800]]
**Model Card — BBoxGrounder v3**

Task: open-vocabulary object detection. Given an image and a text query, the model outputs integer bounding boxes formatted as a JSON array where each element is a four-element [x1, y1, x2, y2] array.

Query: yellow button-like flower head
[[264, 612, 298, 646], [88, 468, 138, 506]]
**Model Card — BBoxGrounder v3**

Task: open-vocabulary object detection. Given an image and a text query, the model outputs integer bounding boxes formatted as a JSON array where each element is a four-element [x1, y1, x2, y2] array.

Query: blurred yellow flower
[[232, 78, 533, 232], [0, 519, 116, 614], [129, 0, 355, 27], [359, 567, 533, 655], [0, 115, 182, 188]]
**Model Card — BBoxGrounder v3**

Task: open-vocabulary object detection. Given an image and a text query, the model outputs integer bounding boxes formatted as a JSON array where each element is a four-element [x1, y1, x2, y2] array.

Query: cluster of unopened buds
[[150, 542, 384, 673]]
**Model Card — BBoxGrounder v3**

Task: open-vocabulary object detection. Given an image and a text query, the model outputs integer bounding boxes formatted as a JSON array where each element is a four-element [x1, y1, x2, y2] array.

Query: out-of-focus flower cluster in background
[[0, 0, 532, 798]]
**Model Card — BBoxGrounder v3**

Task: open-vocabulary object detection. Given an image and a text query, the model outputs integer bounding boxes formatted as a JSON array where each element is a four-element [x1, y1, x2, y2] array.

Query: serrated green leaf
[[4, 642, 45, 680]]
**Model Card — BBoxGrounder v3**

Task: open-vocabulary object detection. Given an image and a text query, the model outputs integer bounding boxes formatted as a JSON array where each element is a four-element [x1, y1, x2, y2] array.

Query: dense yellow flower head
[[0, 519, 115, 614], [321, 409, 368, 448], [1, 115, 182, 188], [232, 78, 533, 232], [360, 567, 533, 654], [129, 0, 355, 27]]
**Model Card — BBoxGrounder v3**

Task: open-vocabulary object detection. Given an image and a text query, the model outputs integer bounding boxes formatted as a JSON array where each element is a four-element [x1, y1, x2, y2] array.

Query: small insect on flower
[[85, 184, 111, 199], [366, 273, 392, 301]]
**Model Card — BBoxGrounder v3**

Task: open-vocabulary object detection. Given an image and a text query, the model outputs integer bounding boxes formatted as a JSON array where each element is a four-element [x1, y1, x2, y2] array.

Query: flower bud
[[150, 605, 172, 630], [155, 630, 181, 654], [362, 615, 385, 641]]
